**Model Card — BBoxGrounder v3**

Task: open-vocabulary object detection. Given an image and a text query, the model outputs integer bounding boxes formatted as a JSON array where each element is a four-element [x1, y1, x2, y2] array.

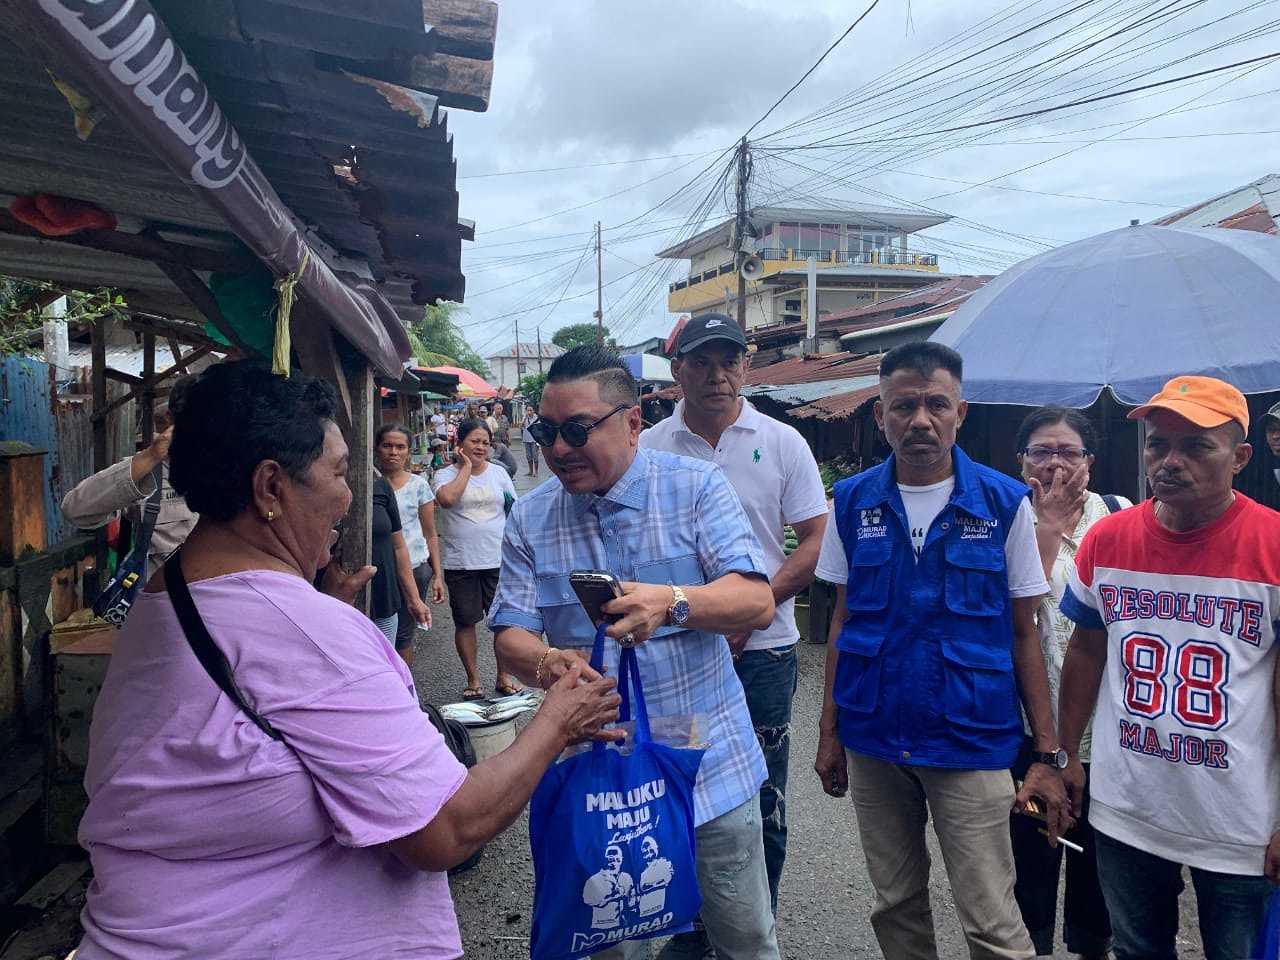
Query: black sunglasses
[[529, 404, 630, 448]]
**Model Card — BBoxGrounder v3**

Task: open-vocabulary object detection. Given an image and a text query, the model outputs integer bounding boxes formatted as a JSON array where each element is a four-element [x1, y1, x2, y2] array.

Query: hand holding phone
[[569, 569, 623, 627]]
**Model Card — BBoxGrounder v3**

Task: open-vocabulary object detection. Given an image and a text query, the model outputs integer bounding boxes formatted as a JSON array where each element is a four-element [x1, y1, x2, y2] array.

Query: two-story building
[[485, 341, 565, 390], [657, 205, 952, 330]]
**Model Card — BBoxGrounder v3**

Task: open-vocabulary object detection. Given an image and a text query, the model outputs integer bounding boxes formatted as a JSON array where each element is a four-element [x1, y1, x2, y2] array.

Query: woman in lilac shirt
[[76, 361, 621, 960]]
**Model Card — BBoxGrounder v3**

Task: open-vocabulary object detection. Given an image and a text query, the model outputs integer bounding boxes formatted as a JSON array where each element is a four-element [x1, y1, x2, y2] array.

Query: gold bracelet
[[535, 647, 554, 688]]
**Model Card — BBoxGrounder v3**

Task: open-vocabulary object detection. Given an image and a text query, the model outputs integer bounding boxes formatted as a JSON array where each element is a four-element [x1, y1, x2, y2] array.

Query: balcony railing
[[669, 249, 939, 293]]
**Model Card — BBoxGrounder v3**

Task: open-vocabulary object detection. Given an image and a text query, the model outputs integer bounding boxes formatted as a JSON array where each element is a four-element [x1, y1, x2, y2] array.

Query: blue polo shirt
[[819, 447, 1046, 769]]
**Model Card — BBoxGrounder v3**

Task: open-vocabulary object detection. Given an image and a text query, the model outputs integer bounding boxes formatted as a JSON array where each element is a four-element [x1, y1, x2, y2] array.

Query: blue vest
[[832, 447, 1029, 769]]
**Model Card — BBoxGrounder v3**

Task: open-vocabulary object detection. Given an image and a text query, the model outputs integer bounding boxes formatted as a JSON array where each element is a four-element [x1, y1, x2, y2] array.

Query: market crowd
[[62, 320, 1278, 960]]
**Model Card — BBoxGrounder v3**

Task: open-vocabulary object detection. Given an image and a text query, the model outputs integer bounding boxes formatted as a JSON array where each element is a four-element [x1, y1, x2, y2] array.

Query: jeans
[[1009, 738, 1111, 956], [605, 798, 780, 960], [1094, 830, 1274, 960], [656, 645, 797, 959], [735, 644, 797, 912]]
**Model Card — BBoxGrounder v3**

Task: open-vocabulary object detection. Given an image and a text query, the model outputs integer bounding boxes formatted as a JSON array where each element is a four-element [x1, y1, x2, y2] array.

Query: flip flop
[[462, 686, 485, 701], [494, 680, 524, 697]]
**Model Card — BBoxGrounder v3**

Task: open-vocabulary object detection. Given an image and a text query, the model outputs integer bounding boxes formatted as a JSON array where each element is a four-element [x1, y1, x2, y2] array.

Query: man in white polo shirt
[[641, 313, 828, 955]]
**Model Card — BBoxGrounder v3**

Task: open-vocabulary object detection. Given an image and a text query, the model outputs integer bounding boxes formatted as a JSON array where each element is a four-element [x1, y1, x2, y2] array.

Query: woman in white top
[[431, 417, 520, 699], [375, 423, 444, 668], [1011, 406, 1130, 960]]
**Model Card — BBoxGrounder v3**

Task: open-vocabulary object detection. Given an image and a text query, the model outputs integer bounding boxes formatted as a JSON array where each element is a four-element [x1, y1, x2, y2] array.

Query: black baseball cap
[[675, 313, 749, 355], [1265, 400, 1280, 425]]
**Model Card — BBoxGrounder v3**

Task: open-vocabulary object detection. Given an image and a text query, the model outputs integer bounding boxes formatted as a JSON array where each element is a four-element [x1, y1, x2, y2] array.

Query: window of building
[[779, 222, 800, 251], [785, 298, 801, 311], [819, 224, 840, 256]]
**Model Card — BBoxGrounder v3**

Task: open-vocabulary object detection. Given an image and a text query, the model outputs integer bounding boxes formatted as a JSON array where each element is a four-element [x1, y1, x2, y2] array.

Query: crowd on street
[[56, 317, 1280, 960]]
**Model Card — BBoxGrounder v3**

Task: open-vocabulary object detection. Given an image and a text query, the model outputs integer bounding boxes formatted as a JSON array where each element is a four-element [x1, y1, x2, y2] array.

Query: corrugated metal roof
[[743, 374, 879, 406], [789, 383, 881, 421], [487, 342, 566, 359], [0, 0, 495, 342], [1154, 174, 1280, 235]]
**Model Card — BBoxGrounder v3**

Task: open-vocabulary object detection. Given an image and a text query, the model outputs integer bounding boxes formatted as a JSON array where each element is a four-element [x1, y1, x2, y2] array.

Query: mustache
[[1150, 472, 1187, 486]]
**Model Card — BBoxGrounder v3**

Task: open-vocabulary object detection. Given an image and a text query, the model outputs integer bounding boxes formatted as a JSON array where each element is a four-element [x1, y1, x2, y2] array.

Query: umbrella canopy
[[422, 365, 497, 399], [930, 224, 1280, 406], [622, 353, 674, 383]]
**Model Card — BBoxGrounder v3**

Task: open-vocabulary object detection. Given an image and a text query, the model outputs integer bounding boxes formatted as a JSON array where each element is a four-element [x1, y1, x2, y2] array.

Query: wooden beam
[[291, 304, 353, 432], [122, 314, 233, 354], [142, 331, 156, 443], [90, 320, 107, 472], [0, 210, 256, 273], [423, 0, 499, 59], [151, 260, 251, 354], [92, 347, 213, 423], [103, 368, 145, 387], [402, 51, 493, 111], [339, 362, 374, 614]]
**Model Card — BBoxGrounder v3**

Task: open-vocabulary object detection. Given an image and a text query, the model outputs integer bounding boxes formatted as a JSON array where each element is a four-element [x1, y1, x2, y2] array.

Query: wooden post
[[141, 331, 156, 444], [339, 361, 375, 614], [90, 320, 107, 472]]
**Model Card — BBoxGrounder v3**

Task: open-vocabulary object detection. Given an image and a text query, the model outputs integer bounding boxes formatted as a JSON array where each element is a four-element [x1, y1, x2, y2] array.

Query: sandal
[[461, 686, 485, 701], [494, 679, 524, 697]]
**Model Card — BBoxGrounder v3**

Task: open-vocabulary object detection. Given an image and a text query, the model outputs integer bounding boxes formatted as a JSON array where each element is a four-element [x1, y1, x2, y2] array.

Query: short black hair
[[880, 342, 963, 383], [545, 345, 639, 407], [375, 422, 412, 445], [1014, 406, 1099, 456], [456, 417, 492, 444], [169, 361, 337, 522]]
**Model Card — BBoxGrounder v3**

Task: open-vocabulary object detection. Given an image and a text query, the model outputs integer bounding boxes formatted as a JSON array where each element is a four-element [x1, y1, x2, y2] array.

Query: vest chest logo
[[857, 507, 887, 539], [957, 515, 998, 540]]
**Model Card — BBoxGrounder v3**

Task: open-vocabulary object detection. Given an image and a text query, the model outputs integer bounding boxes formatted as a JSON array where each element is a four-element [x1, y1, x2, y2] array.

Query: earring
[[266, 510, 275, 521]]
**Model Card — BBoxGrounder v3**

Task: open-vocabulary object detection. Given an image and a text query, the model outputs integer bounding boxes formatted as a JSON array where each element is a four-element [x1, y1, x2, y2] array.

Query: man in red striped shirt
[[1058, 376, 1280, 960]]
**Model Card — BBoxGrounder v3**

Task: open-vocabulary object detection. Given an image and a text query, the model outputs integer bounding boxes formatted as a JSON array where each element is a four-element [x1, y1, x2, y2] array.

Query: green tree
[[406, 301, 491, 379], [0, 279, 128, 355], [551, 322, 613, 351], [518, 371, 548, 407]]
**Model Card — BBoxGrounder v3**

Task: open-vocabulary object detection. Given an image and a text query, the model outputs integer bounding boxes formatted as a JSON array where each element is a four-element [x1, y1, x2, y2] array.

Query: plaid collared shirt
[[489, 447, 769, 825]]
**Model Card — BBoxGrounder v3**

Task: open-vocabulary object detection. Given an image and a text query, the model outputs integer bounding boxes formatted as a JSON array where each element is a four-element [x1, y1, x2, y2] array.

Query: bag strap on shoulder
[[1102, 494, 1124, 514], [163, 552, 283, 741]]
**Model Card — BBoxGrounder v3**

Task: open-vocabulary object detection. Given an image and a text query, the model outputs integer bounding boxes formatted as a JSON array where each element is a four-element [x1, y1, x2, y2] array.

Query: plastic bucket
[[467, 717, 518, 762]]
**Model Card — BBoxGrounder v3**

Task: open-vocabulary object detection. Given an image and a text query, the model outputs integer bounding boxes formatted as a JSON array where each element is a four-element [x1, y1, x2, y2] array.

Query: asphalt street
[[411, 466, 1202, 959]]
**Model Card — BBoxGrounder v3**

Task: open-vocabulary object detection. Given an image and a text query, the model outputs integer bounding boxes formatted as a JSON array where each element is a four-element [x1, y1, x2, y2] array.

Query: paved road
[[411, 465, 1203, 959]]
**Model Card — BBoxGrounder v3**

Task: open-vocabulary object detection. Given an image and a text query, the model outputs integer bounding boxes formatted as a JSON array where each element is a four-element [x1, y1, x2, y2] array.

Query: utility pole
[[536, 325, 545, 375], [595, 220, 604, 343], [514, 319, 520, 393], [734, 136, 749, 333]]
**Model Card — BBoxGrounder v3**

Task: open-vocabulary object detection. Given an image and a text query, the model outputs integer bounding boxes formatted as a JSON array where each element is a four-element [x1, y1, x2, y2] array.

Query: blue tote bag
[[529, 625, 706, 960], [1252, 887, 1279, 960]]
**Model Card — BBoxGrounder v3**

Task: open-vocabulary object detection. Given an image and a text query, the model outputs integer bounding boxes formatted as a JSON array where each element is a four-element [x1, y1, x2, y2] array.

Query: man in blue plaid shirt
[[491, 345, 781, 960]]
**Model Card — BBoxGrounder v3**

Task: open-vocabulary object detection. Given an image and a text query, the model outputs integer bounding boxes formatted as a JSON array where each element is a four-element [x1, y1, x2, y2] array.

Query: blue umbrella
[[931, 224, 1280, 406]]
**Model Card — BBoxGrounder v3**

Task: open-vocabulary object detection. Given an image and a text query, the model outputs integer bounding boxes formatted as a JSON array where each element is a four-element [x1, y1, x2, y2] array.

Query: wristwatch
[[1031, 748, 1069, 770], [667, 585, 690, 627]]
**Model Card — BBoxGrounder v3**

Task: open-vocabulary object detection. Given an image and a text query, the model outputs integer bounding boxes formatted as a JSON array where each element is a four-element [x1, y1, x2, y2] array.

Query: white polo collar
[[673, 397, 761, 438]]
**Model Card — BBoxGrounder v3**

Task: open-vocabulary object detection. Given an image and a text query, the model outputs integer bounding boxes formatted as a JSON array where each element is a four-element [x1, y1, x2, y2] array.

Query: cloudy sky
[[444, 0, 1280, 359]]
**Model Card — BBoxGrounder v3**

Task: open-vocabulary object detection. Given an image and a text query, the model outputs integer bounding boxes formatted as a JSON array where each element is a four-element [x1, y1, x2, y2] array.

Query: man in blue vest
[[813, 341, 1069, 960]]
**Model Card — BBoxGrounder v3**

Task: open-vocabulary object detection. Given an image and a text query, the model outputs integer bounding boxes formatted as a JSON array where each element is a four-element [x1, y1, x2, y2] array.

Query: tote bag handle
[[589, 623, 653, 752]]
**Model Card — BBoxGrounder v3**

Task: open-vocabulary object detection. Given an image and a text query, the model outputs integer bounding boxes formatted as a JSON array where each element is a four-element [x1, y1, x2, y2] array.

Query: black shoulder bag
[[163, 551, 283, 741], [93, 467, 164, 626]]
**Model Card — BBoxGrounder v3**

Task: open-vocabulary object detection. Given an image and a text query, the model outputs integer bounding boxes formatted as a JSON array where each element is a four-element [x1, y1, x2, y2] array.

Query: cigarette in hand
[[1038, 828, 1084, 853]]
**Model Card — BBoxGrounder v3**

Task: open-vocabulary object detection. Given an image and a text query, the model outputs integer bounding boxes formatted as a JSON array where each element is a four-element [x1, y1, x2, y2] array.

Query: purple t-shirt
[[76, 570, 467, 960]]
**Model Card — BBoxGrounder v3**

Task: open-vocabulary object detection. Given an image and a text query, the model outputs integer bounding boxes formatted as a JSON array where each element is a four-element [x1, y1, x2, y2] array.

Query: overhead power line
[[743, 0, 883, 140]]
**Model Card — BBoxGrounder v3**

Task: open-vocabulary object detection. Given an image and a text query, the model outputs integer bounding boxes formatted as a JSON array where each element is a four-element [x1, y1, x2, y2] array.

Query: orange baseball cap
[[1128, 376, 1249, 433]]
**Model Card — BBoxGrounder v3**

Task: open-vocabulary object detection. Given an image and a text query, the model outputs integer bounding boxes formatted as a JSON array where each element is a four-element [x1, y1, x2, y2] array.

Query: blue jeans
[[604, 798, 780, 960], [735, 644, 798, 912], [1095, 830, 1274, 960]]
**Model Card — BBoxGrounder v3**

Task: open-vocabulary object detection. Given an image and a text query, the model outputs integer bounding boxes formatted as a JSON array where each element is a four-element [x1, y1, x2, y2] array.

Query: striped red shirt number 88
[[1121, 632, 1228, 730]]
